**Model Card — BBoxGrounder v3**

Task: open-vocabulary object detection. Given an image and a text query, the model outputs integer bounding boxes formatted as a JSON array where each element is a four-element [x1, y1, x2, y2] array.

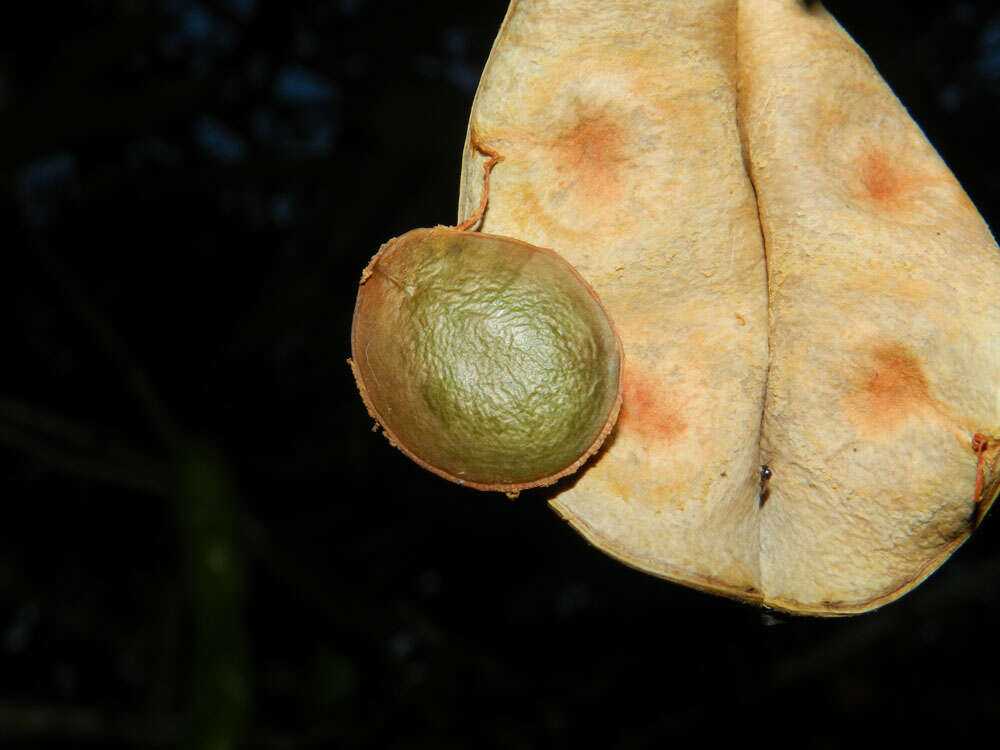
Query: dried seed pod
[[350, 226, 623, 493], [460, 0, 1000, 614]]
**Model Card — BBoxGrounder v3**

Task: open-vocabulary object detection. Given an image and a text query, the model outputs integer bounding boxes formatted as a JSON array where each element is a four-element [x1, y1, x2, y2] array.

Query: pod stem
[[455, 141, 504, 232]]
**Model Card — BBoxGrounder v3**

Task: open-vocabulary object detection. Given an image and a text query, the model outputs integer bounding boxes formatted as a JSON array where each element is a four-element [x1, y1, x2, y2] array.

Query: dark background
[[2, 1, 999, 747]]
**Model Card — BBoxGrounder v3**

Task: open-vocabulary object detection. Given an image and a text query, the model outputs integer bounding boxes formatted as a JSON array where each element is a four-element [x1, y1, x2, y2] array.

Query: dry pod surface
[[351, 227, 623, 493], [457, 0, 1000, 614]]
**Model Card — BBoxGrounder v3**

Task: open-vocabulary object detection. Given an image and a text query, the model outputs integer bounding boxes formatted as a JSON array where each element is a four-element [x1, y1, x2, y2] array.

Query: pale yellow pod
[[738, 0, 1000, 613], [460, 0, 771, 603], [458, 0, 1000, 614]]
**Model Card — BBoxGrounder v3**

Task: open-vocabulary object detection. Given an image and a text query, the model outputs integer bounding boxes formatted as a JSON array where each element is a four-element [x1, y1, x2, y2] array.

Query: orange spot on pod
[[620, 363, 688, 443], [860, 149, 902, 202], [854, 146, 924, 212], [863, 344, 929, 405], [551, 109, 629, 208], [845, 343, 933, 436]]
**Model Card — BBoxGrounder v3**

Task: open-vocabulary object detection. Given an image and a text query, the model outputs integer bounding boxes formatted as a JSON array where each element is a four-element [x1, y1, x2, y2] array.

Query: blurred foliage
[[1, 0, 1000, 747]]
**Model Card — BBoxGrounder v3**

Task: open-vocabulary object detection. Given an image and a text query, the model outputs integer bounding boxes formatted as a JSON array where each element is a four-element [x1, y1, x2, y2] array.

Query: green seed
[[350, 226, 623, 492]]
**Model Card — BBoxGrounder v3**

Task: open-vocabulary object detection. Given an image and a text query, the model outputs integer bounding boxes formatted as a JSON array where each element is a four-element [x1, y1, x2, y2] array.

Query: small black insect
[[759, 465, 773, 507]]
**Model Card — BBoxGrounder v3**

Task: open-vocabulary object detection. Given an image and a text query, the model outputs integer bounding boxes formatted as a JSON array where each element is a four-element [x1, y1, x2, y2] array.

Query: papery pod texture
[[457, 0, 1000, 615]]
